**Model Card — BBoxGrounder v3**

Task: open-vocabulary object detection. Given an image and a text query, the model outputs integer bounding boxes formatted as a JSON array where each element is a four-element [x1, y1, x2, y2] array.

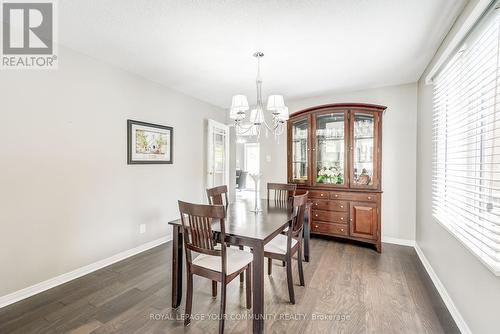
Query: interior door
[[207, 119, 230, 189], [349, 201, 377, 240]]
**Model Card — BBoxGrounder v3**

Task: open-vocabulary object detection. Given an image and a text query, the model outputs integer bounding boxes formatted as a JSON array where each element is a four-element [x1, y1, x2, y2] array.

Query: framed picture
[[127, 120, 173, 164]]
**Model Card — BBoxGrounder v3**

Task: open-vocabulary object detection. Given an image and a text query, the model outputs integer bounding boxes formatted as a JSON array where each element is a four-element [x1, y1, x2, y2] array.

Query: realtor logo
[[1, 1, 57, 69]]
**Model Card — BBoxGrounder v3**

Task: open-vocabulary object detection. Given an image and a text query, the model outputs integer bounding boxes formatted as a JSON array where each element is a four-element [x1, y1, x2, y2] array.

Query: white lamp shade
[[231, 95, 249, 111], [250, 108, 264, 125], [230, 95, 249, 120], [267, 95, 285, 113], [277, 106, 289, 121]]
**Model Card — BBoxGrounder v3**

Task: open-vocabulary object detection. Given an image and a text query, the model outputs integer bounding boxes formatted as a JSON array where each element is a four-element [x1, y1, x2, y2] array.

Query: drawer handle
[[315, 225, 319, 228], [350, 218, 353, 222], [334, 194, 338, 198], [315, 214, 318, 217], [368, 196, 372, 200], [320, 193, 324, 197], [340, 229, 344, 232], [314, 203, 318, 206], [340, 217, 344, 220], [340, 205, 344, 208]]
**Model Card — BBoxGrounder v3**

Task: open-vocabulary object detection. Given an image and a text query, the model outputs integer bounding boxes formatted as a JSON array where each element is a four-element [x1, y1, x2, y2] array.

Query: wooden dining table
[[168, 198, 311, 334]]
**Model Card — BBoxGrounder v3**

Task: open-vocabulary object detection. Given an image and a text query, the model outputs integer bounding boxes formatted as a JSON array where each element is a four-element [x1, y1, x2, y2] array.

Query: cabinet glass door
[[291, 118, 309, 184], [352, 112, 378, 188], [315, 113, 346, 186]]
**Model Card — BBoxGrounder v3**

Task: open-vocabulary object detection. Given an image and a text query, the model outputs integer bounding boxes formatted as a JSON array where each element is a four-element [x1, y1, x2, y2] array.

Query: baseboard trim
[[0, 236, 171, 309], [414, 244, 472, 334], [381, 236, 415, 247]]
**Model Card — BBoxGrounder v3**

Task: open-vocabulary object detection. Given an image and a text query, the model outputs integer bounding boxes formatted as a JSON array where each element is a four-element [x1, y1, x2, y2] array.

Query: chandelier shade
[[250, 108, 264, 125], [229, 94, 249, 120], [266, 95, 285, 114], [277, 106, 289, 121]]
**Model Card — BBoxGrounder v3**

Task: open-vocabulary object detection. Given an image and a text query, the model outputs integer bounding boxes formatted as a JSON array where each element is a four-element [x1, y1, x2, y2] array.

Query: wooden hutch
[[287, 103, 385, 252]]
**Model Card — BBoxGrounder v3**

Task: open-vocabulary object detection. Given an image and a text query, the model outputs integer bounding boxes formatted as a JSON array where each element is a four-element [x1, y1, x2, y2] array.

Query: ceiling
[[59, 0, 466, 108]]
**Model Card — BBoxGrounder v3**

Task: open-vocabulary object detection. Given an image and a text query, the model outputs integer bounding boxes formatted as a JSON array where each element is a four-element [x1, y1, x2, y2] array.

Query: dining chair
[[178, 200, 253, 334], [267, 183, 298, 267], [207, 184, 245, 285], [206, 185, 229, 208], [264, 192, 308, 304], [267, 183, 297, 203]]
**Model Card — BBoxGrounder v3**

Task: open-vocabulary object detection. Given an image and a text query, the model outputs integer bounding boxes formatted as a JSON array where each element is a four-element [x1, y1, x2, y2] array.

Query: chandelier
[[229, 52, 289, 139]]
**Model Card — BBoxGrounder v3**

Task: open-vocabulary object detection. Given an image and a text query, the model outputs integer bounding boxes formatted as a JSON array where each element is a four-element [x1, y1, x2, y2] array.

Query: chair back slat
[[207, 185, 229, 207], [178, 201, 226, 258], [291, 192, 308, 236], [267, 183, 297, 204]]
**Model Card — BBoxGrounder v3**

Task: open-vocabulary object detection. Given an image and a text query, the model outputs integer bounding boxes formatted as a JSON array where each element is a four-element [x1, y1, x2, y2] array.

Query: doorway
[[235, 135, 259, 198], [207, 119, 230, 189]]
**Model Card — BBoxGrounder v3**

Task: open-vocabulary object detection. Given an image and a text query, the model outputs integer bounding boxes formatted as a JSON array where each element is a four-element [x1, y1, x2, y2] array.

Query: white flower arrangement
[[317, 163, 343, 184]]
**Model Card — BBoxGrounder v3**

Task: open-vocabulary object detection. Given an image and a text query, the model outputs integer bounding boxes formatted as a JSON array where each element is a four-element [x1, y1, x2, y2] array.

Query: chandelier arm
[[235, 123, 256, 135]]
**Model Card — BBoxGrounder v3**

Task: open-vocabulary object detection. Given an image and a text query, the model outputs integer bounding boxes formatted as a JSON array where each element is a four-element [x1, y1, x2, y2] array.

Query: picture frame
[[127, 119, 173, 164]]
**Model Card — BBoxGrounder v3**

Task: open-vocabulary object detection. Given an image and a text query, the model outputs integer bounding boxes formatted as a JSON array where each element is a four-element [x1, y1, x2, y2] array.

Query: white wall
[[0, 46, 224, 297], [416, 1, 500, 333], [259, 83, 418, 242]]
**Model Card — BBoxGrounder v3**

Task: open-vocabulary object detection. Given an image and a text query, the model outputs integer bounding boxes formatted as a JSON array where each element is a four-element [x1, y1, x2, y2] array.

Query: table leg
[[252, 242, 265, 334], [171, 225, 183, 308], [303, 206, 311, 262]]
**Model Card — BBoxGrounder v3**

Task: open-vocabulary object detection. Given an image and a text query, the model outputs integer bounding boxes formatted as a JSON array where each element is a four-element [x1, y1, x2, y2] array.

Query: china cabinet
[[287, 103, 385, 252]]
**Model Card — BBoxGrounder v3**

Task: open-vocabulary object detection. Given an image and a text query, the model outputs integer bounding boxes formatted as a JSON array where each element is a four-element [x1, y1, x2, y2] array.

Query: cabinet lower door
[[349, 202, 377, 240]]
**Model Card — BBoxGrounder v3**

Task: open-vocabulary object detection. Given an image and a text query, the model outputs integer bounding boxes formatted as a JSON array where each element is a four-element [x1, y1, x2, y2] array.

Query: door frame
[[207, 119, 230, 189]]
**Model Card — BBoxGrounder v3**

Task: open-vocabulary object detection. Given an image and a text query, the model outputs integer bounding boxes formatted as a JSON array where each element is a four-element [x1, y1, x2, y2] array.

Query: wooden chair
[[178, 201, 252, 334], [207, 185, 245, 284], [207, 185, 229, 208], [264, 192, 308, 304], [267, 183, 298, 267], [267, 183, 297, 203]]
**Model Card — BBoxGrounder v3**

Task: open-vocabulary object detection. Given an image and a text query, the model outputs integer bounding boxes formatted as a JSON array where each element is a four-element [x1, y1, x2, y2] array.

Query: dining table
[[168, 198, 311, 334]]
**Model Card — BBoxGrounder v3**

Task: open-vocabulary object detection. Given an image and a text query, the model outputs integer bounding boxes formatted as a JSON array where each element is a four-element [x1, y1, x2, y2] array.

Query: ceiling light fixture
[[229, 52, 289, 140]]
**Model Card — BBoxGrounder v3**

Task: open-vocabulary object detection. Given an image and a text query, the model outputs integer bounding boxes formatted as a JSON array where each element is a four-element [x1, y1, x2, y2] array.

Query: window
[[432, 5, 500, 275]]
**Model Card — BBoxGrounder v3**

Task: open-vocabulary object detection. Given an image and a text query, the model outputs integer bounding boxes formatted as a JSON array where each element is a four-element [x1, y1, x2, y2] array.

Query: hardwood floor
[[0, 238, 459, 334]]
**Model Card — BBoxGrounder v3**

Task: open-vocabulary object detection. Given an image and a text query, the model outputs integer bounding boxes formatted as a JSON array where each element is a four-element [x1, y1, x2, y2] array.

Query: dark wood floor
[[0, 238, 459, 334]]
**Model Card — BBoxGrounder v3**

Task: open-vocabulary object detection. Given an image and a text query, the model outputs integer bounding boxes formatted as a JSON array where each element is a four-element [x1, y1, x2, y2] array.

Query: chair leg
[[245, 264, 252, 309], [286, 255, 295, 304], [297, 243, 305, 286], [212, 280, 217, 297], [239, 246, 245, 283], [185, 273, 193, 326], [219, 278, 227, 334], [267, 258, 272, 275]]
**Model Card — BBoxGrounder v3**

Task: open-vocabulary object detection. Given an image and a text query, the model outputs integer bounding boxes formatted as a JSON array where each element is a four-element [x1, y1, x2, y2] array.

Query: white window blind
[[432, 5, 500, 275]]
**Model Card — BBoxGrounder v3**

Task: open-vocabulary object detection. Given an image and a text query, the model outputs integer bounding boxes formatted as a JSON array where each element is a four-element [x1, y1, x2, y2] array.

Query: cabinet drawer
[[310, 199, 347, 212], [309, 190, 331, 199], [330, 192, 379, 202], [311, 221, 348, 236], [312, 210, 348, 223]]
